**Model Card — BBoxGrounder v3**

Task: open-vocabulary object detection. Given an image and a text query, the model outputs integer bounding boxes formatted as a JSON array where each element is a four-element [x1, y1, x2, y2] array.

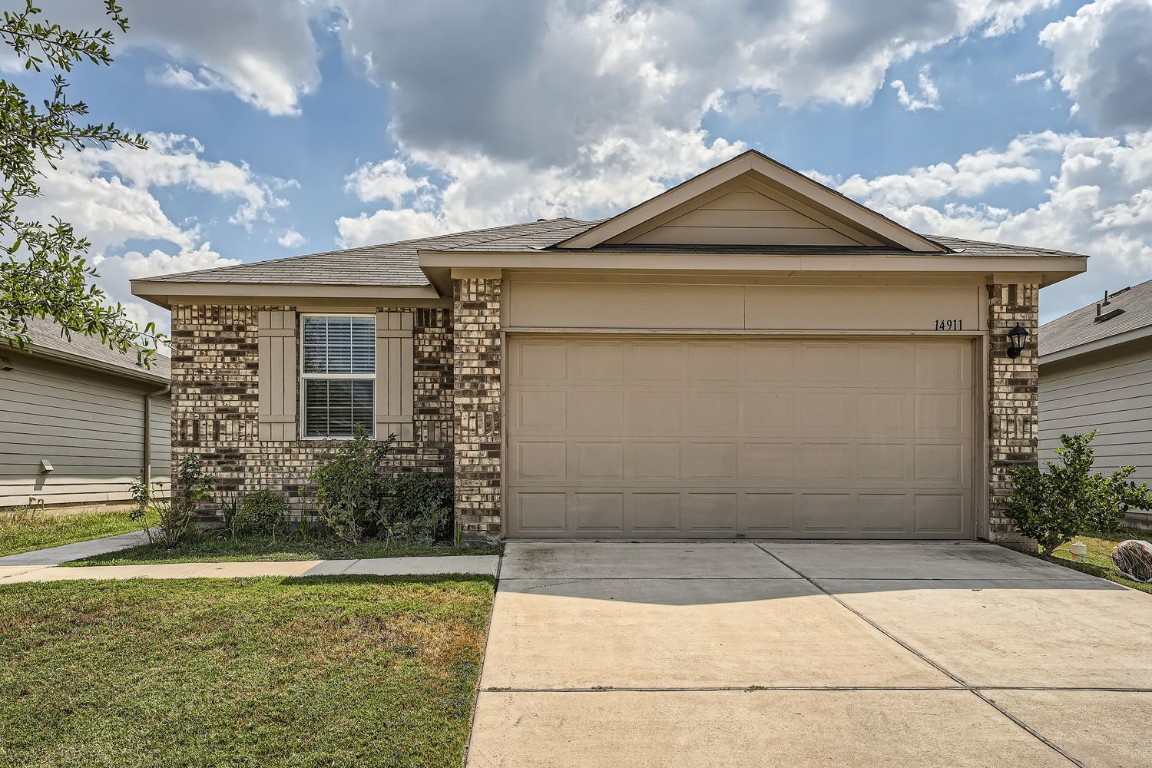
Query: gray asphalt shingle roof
[[1040, 280, 1152, 357], [136, 219, 1085, 289], [10, 316, 170, 383]]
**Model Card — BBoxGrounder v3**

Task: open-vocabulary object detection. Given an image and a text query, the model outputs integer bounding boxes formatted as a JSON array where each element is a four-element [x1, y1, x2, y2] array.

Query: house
[[0, 317, 171, 509], [132, 150, 1086, 543], [1039, 280, 1152, 528]]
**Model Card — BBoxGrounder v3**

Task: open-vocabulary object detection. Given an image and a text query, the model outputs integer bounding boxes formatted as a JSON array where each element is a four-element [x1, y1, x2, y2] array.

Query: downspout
[[143, 385, 171, 489]]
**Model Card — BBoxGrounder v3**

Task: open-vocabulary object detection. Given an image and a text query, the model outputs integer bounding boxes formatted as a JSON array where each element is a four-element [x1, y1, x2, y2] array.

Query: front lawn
[[0, 509, 142, 557], [66, 529, 503, 566], [1044, 529, 1152, 595], [0, 576, 493, 767]]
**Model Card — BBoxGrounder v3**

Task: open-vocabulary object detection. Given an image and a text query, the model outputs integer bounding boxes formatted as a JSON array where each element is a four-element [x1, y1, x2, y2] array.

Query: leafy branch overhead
[[0, 0, 166, 365]]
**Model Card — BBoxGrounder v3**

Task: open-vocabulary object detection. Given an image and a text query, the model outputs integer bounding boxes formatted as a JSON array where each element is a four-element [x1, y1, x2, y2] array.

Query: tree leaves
[[0, 0, 165, 366]]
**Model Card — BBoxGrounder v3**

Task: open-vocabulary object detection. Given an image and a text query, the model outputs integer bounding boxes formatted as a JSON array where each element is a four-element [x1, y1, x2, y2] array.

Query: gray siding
[[1039, 342, 1152, 486], [0, 352, 170, 507]]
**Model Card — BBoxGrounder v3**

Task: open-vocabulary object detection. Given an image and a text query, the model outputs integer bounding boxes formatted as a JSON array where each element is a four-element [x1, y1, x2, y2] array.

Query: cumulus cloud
[[890, 66, 943, 111], [1041, 0, 1152, 131], [344, 159, 434, 206], [821, 130, 1152, 319], [277, 229, 306, 248]]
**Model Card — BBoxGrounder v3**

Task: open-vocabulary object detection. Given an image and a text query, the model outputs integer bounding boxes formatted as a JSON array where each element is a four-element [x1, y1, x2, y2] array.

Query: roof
[[6, 316, 170, 385], [1040, 279, 1152, 360], [141, 218, 597, 286], [133, 219, 1083, 289]]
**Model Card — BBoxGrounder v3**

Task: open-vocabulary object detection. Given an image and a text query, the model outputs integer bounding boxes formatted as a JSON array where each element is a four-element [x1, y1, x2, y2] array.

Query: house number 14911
[[934, 319, 963, 331]]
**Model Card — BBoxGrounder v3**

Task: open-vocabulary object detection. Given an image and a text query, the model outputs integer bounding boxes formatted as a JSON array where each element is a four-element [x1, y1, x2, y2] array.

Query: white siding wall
[[0, 352, 170, 507], [1039, 343, 1152, 486]]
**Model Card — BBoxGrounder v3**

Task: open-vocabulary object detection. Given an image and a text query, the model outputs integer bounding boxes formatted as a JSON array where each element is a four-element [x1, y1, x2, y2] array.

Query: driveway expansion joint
[[753, 542, 1087, 768]]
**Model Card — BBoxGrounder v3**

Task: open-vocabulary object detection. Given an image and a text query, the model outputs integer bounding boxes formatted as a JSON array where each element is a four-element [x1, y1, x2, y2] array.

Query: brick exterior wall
[[987, 283, 1040, 546], [452, 277, 503, 542], [170, 304, 453, 515]]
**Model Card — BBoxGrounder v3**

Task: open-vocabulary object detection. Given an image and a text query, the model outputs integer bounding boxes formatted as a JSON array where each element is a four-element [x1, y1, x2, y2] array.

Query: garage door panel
[[633, 493, 682, 531], [572, 342, 624, 380], [859, 494, 913, 532], [571, 390, 625, 431], [685, 493, 738, 531], [858, 444, 909, 482], [797, 494, 854, 532], [515, 493, 569, 533], [627, 442, 682, 479], [914, 494, 967, 533], [741, 493, 795, 532], [507, 336, 975, 539], [574, 442, 624, 480], [574, 493, 624, 531]]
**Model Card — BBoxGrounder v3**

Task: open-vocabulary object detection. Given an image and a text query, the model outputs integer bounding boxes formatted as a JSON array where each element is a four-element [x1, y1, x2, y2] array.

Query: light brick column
[[452, 274, 503, 542], [987, 283, 1040, 547]]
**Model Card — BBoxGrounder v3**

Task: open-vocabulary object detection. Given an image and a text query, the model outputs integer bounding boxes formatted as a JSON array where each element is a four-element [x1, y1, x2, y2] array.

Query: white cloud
[[344, 159, 433, 206], [821, 130, 1152, 320], [890, 66, 943, 111], [1013, 69, 1047, 83], [146, 64, 214, 91], [1041, 0, 1152, 131], [277, 229, 306, 248]]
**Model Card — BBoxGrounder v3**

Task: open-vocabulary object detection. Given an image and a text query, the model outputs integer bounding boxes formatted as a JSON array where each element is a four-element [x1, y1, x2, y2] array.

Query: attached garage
[[507, 335, 975, 539]]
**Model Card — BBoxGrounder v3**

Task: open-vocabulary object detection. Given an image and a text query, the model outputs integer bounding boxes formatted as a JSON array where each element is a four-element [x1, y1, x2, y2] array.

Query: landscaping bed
[[0, 576, 493, 767], [1044, 530, 1152, 595], [0, 508, 141, 557], [66, 530, 502, 566]]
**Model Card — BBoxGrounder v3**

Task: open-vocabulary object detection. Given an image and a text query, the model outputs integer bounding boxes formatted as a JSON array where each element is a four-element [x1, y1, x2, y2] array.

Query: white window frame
[[299, 313, 376, 440]]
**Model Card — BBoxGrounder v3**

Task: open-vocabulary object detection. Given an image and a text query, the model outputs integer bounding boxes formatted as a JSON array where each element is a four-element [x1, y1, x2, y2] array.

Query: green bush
[[131, 456, 213, 547], [233, 489, 289, 537], [1005, 431, 1152, 554], [310, 426, 395, 544], [380, 471, 453, 546]]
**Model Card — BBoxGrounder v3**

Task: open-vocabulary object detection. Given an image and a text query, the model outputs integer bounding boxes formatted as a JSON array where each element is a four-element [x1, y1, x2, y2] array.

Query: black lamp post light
[[1006, 323, 1029, 358]]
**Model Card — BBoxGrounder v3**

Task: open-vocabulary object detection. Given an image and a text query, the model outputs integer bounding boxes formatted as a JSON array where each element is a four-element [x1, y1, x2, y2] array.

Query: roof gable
[[559, 150, 946, 252]]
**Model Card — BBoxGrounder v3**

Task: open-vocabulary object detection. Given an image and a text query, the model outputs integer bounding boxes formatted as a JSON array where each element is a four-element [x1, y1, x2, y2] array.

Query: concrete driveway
[[467, 541, 1152, 768]]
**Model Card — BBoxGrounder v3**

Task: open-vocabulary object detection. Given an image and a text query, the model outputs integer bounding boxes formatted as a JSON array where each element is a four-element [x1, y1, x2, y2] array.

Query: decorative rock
[[1111, 540, 1152, 582]]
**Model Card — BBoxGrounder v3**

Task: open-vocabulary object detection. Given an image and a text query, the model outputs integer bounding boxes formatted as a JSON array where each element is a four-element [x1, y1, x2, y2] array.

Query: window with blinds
[[300, 315, 375, 438]]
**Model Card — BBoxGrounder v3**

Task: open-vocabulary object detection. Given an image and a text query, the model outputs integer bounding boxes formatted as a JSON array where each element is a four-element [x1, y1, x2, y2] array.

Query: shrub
[[310, 425, 395, 544], [380, 471, 453, 546], [131, 456, 214, 548], [233, 489, 289, 537], [1005, 431, 1152, 555]]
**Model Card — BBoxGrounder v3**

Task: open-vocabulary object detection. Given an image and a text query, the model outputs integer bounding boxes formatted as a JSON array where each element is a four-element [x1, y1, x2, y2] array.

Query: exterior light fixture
[[1006, 323, 1029, 359]]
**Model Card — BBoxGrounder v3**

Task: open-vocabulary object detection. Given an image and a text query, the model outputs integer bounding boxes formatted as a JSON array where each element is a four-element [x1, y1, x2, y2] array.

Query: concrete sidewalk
[[0, 532, 499, 583], [468, 541, 1152, 768]]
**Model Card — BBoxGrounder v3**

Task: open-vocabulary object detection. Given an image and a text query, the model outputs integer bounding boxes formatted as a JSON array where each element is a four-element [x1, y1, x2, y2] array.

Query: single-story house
[[0, 317, 171, 509], [132, 150, 1086, 543], [1039, 280, 1152, 528]]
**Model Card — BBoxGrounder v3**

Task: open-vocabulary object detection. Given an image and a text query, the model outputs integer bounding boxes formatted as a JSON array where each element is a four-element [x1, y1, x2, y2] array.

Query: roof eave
[[8, 343, 169, 386], [419, 248, 1087, 285], [131, 279, 444, 308], [1040, 322, 1152, 366]]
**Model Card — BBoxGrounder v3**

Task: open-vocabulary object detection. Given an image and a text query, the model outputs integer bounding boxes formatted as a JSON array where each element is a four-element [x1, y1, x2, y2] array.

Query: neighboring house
[[0, 318, 171, 509], [132, 150, 1085, 543], [1039, 280, 1152, 527]]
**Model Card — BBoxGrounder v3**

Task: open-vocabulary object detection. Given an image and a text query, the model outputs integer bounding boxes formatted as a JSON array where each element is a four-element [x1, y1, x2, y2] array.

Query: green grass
[[0, 576, 494, 767], [0, 509, 142, 557], [66, 529, 502, 566], [1043, 529, 1152, 594]]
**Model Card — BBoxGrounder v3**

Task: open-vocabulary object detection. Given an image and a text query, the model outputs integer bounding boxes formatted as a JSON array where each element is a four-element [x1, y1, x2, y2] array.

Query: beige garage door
[[506, 336, 975, 539]]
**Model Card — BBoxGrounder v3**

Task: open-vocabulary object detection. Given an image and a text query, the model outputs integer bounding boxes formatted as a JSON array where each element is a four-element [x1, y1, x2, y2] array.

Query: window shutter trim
[[375, 311, 414, 442], [257, 310, 298, 441]]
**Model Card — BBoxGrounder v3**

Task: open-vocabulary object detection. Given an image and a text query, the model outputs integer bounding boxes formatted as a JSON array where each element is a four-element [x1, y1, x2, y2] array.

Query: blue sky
[[12, 0, 1152, 332]]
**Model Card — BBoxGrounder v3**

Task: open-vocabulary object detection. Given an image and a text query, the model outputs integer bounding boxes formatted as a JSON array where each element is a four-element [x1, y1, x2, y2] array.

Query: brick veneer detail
[[452, 277, 503, 542], [987, 283, 1040, 546], [169, 304, 453, 516]]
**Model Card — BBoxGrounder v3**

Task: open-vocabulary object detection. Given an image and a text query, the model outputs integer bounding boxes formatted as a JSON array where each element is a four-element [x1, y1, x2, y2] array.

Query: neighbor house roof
[[132, 220, 1083, 289], [6, 317, 170, 386], [1040, 279, 1152, 362]]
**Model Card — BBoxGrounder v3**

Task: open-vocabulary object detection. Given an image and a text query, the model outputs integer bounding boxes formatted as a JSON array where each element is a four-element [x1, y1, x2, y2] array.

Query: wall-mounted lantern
[[1006, 323, 1029, 359]]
